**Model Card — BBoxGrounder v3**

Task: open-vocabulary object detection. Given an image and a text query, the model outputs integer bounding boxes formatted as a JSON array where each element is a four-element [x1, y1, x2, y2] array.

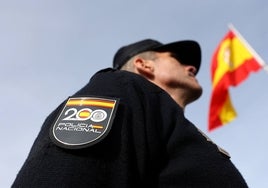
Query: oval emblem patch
[[50, 96, 119, 149]]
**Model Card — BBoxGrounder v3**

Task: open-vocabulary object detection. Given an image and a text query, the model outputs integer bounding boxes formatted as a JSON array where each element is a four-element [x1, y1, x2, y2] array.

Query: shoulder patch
[[49, 96, 119, 149]]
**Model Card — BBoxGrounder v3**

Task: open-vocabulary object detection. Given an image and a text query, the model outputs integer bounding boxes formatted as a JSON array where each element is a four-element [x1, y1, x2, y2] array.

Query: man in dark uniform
[[12, 39, 248, 187]]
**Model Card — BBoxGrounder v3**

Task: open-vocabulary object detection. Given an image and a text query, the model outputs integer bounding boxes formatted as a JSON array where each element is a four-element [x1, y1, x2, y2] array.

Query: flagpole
[[228, 23, 268, 73]]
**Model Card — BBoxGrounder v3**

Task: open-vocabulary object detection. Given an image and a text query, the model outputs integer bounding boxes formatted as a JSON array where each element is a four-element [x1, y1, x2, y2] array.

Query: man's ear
[[133, 57, 154, 78]]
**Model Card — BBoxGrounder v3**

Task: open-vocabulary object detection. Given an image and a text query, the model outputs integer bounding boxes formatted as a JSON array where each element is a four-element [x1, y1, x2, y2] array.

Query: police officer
[[12, 39, 248, 187]]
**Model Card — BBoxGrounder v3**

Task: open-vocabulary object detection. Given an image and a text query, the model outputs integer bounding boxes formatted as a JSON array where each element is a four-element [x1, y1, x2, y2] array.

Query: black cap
[[113, 39, 201, 74]]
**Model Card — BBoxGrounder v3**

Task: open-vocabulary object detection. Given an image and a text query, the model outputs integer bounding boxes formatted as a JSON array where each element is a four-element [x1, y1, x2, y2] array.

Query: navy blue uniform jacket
[[12, 68, 248, 187]]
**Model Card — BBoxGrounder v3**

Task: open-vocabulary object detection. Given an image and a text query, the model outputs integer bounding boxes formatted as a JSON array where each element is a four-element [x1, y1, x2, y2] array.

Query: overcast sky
[[1, 1, 268, 187]]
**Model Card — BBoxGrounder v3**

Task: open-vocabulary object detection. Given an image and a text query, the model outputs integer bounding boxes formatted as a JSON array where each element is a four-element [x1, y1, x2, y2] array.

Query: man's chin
[[188, 87, 203, 104]]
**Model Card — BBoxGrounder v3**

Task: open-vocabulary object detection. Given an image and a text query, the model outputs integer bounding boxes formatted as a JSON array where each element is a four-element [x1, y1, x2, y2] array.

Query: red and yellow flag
[[208, 26, 264, 131]]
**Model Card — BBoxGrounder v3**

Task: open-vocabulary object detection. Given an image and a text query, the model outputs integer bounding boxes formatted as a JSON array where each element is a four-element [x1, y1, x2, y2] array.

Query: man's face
[[152, 52, 202, 103]]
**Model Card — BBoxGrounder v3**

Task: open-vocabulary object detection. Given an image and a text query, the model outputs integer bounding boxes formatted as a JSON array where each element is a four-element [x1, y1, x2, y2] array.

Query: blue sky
[[1, 1, 267, 187]]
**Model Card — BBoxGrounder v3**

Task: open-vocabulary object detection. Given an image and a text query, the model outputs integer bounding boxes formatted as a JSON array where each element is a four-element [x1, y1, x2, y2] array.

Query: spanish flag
[[208, 25, 266, 131]]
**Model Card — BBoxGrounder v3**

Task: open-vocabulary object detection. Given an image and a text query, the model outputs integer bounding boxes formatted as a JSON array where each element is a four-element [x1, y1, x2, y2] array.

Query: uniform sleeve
[[12, 69, 165, 187]]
